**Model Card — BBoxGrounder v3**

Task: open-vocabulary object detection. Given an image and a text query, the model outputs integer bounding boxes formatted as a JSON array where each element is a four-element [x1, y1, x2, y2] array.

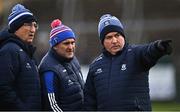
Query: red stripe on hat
[[50, 29, 72, 39]]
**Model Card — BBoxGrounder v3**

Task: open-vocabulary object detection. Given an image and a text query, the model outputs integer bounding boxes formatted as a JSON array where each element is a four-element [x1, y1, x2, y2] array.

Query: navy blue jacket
[[39, 49, 84, 111], [0, 29, 41, 110], [84, 42, 167, 111]]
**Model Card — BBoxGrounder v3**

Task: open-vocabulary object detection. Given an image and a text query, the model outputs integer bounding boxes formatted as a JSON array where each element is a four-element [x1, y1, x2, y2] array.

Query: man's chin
[[66, 55, 74, 59], [27, 39, 33, 44], [65, 56, 74, 62]]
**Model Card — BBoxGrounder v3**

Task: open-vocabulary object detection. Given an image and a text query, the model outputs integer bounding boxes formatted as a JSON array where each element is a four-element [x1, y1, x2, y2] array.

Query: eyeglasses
[[23, 22, 39, 29]]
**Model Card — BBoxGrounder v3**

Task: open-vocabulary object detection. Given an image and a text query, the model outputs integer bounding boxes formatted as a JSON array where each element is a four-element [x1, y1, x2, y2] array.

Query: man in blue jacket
[[84, 14, 172, 111], [39, 19, 84, 111], [0, 4, 41, 110]]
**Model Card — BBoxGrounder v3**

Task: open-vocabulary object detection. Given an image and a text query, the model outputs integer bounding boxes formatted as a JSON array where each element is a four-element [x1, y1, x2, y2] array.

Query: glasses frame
[[23, 22, 39, 30]]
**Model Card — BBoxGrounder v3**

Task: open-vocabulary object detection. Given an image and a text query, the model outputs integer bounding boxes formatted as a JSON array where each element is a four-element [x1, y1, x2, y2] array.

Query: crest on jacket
[[121, 64, 126, 71]]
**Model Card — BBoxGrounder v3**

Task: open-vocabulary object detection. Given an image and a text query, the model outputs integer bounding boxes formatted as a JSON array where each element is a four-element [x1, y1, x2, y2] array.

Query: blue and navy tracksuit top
[[84, 42, 168, 111], [39, 49, 84, 111]]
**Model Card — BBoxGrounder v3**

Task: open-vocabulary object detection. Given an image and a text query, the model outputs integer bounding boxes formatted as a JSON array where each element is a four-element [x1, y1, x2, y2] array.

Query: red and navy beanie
[[98, 14, 125, 44], [49, 19, 76, 47], [8, 4, 37, 33]]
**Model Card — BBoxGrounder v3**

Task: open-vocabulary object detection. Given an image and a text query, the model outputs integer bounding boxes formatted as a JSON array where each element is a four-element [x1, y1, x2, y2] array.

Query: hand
[[157, 40, 172, 55]]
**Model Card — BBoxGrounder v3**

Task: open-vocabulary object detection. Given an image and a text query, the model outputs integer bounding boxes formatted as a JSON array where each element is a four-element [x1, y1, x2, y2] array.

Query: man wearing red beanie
[[39, 19, 84, 111]]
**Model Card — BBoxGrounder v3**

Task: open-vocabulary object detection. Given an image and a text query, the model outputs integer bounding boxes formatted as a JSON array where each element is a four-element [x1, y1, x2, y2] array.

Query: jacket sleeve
[[136, 40, 168, 70], [0, 50, 25, 110], [84, 69, 97, 110], [42, 71, 63, 112]]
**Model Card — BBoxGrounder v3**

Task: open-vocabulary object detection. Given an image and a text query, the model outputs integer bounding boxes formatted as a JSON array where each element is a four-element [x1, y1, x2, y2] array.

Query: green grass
[[152, 101, 180, 111]]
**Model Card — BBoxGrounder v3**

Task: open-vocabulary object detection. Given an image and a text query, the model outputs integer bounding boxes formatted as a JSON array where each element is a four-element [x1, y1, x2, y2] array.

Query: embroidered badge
[[26, 62, 31, 69], [68, 79, 74, 86], [104, 20, 110, 26], [95, 68, 102, 74], [121, 64, 127, 71], [62, 69, 67, 72]]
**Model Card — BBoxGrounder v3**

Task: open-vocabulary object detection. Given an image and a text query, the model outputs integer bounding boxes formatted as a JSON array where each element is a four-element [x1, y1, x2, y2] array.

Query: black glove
[[157, 39, 172, 55]]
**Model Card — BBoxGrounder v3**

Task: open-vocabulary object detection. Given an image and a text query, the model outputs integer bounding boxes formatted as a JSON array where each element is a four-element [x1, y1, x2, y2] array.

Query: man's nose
[[68, 43, 74, 49], [30, 26, 36, 32], [111, 37, 118, 43]]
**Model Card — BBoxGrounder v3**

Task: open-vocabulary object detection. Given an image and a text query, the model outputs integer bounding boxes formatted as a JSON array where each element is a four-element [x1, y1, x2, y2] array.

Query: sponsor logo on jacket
[[95, 68, 103, 74]]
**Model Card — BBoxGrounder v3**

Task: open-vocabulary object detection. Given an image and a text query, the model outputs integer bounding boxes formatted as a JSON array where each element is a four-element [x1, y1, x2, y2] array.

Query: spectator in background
[[0, 4, 41, 110], [39, 19, 84, 111], [84, 14, 172, 111]]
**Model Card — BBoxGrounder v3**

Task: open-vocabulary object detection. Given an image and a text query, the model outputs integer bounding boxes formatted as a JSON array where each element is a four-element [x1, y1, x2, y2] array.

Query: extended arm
[[137, 39, 172, 69]]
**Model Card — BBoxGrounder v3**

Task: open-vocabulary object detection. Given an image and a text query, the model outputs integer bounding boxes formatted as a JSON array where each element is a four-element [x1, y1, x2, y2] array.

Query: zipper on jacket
[[108, 57, 113, 98]]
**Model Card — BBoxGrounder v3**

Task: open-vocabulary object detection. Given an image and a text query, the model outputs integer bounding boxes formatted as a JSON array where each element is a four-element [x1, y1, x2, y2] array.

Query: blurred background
[[0, 0, 180, 110]]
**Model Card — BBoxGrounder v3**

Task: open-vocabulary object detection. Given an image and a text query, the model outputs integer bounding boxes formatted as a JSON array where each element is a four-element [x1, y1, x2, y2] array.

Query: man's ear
[[53, 46, 57, 50]]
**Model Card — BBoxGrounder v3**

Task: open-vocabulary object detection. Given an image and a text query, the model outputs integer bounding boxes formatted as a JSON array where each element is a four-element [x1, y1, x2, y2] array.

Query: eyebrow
[[62, 41, 75, 44], [106, 32, 120, 37]]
